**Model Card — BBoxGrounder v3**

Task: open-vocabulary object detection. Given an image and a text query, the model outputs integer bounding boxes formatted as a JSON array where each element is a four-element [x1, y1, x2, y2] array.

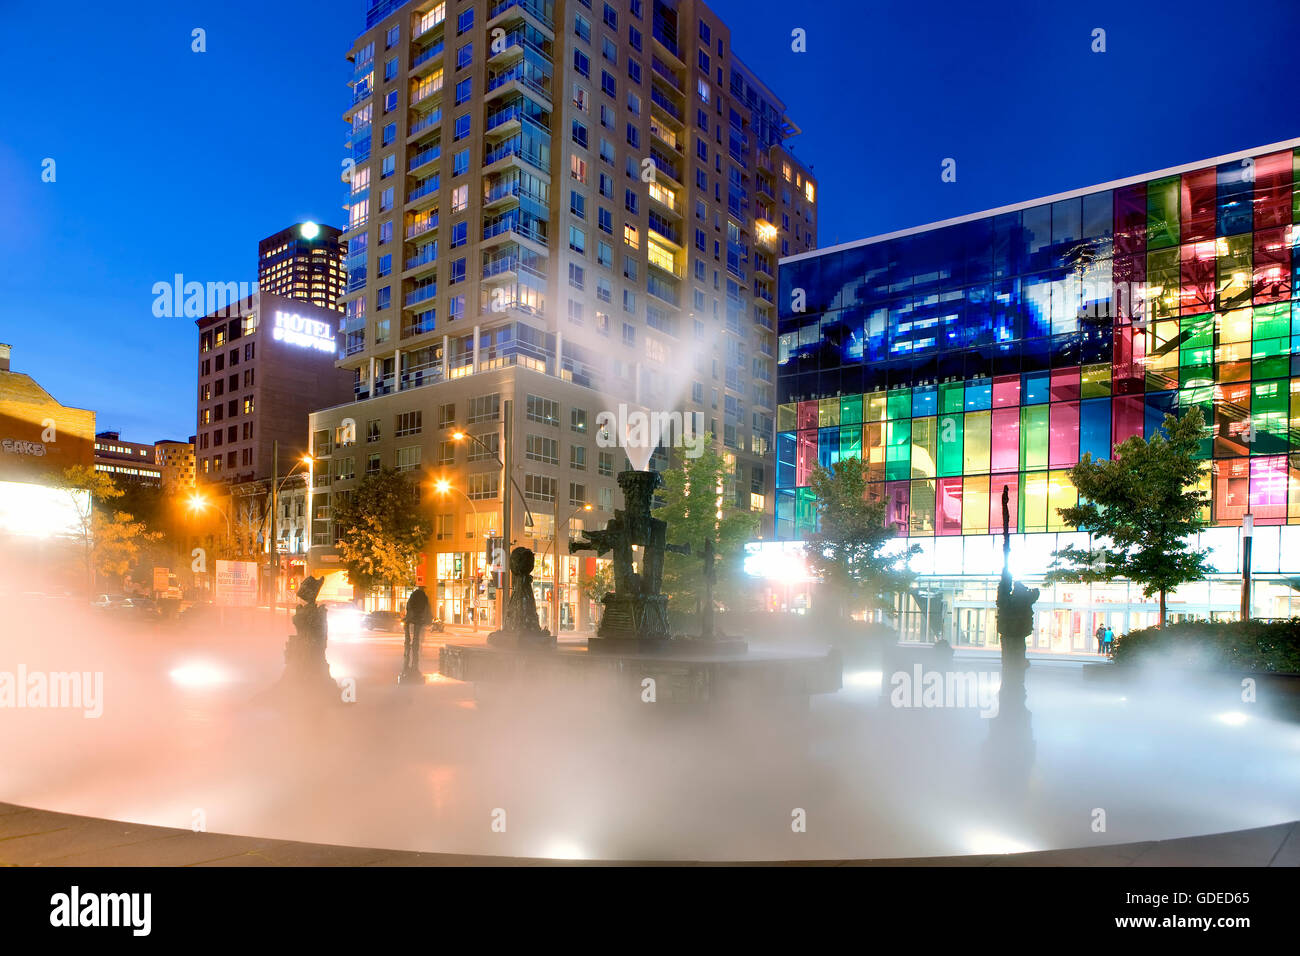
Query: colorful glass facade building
[[773, 138, 1300, 649]]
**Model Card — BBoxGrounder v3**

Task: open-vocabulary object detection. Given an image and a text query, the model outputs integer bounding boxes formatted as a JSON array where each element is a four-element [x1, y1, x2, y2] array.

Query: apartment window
[[568, 262, 585, 289], [602, 36, 616, 62], [600, 105, 615, 131], [382, 122, 396, 146], [383, 57, 398, 82], [626, 124, 640, 150], [602, 3, 617, 29], [438, 403, 456, 428], [456, 42, 473, 70], [622, 322, 636, 345], [599, 486, 613, 510], [570, 190, 587, 219], [574, 13, 591, 42], [242, 396, 254, 415], [601, 71, 616, 98], [386, 24, 400, 47], [599, 172, 614, 198], [379, 219, 393, 243], [377, 253, 392, 277], [569, 225, 586, 254], [595, 311, 610, 335], [574, 49, 590, 77], [526, 394, 559, 426], [570, 446, 587, 471], [455, 77, 472, 105], [335, 457, 356, 480], [597, 242, 613, 268], [630, 25, 642, 50], [454, 113, 471, 140], [568, 299, 585, 325], [569, 482, 587, 506], [627, 92, 640, 115], [570, 154, 588, 183], [468, 473, 499, 500], [376, 286, 391, 309], [438, 441, 456, 466], [524, 474, 556, 503], [450, 257, 466, 283], [624, 223, 638, 248], [451, 183, 469, 212], [572, 120, 588, 148], [366, 453, 381, 476], [525, 434, 559, 465], [623, 255, 638, 281], [395, 446, 421, 472], [384, 90, 398, 112], [596, 276, 612, 300], [449, 294, 466, 321], [454, 148, 470, 175], [623, 290, 637, 314], [395, 410, 423, 437], [467, 431, 499, 461], [451, 221, 468, 247], [598, 451, 615, 476], [457, 8, 474, 33], [571, 408, 588, 433], [435, 513, 454, 541], [598, 208, 613, 234], [467, 393, 500, 423], [628, 60, 641, 84]]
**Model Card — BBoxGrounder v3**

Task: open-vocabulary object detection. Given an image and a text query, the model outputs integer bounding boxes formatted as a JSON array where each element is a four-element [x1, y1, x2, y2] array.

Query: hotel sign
[[272, 310, 336, 353]]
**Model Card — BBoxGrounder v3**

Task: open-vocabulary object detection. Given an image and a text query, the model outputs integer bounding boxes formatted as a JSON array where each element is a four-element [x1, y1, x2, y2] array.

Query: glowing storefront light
[[0, 480, 84, 538], [272, 310, 336, 353]]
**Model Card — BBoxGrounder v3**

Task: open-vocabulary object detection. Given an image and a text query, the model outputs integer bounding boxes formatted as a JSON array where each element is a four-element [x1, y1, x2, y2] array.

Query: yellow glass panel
[[962, 474, 989, 534], [1022, 470, 1048, 533], [963, 410, 991, 474], [910, 479, 935, 536], [1218, 308, 1252, 344], [1047, 469, 1078, 531], [818, 398, 840, 428]]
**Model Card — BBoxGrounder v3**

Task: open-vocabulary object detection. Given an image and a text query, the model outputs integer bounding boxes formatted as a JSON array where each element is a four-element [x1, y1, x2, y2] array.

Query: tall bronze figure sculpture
[[276, 574, 338, 698], [486, 546, 556, 648], [992, 484, 1036, 758]]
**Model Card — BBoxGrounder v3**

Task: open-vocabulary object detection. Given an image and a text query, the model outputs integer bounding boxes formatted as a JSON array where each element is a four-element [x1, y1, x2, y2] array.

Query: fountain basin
[[439, 641, 841, 707]]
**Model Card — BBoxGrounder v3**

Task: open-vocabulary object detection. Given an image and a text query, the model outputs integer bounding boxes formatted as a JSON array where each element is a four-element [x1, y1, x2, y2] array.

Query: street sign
[[153, 567, 170, 593], [215, 560, 258, 607]]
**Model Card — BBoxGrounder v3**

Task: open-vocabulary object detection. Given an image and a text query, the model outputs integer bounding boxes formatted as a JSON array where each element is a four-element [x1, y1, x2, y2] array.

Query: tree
[[804, 456, 919, 620], [1047, 407, 1212, 627], [331, 469, 430, 600], [653, 437, 760, 619], [59, 466, 159, 594], [580, 561, 615, 627]]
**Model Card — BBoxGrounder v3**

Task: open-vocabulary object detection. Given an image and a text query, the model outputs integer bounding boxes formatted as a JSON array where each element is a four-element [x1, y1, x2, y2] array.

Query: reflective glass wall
[[776, 146, 1300, 543]]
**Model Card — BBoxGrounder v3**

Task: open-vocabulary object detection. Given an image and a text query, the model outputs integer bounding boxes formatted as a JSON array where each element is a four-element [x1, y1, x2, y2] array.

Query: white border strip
[[781, 136, 1300, 265]]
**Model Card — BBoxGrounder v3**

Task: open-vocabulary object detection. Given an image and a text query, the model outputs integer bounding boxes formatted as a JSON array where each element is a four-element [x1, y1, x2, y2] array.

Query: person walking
[[1094, 622, 1106, 655], [1102, 624, 1115, 657], [399, 584, 432, 684]]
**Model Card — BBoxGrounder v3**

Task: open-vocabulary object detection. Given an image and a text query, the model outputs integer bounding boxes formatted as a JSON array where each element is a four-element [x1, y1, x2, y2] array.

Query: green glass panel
[[940, 382, 965, 414], [840, 394, 863, 425], [963, 410, 991, 474], [1254, 303, 1290, 341], [1146, 247, 1180, 319], [1179, 386, 1215, 458], [1020, 406, 1049, 470], [887, 388, 912, 421], [911, 417, 937, 478], [1252, 379, 1288, 454], [839, 424, 861, 459], [1146, 175, 1180, 249], [1253, 356, 1289, 381], [886, 420, 911, 481], [937, 413, 964, 477], [1182, 314, 1214, 350], [818, 398, 840, 428], [795, 487, 817, 534]]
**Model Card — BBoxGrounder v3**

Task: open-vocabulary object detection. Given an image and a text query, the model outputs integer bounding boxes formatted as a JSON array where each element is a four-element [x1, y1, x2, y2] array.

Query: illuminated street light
[[431, 478, 482, 632]]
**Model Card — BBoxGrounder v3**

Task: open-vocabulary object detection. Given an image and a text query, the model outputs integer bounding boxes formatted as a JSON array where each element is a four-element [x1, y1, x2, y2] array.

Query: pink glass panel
[[1049, 401, 1081, 468], [797, 400, 819, 430], [1050, 367, 1080, 402], [885, 480, 910, 534], [988, 474, 1019, 534], [936, 476, 963, 536], [1249, 456, 1287, 523], [1180, 167, 1218, 243], [796, 431, 816, 486], [990, 407, 1020, 472], [1112, 396, 1144, 450], [992, 374, 1020, 407], [1253, 151, 1294, 230], [1181, 241, 1216, 314]]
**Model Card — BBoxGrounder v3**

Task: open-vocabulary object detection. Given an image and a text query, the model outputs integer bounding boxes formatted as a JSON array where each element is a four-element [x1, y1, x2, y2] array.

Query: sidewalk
[[1, 801, 1294, 866]]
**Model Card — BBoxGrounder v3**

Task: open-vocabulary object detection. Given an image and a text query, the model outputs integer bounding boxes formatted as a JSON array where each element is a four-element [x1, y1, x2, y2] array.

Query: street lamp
[[1241, 511, 1253, 622], [432, 477, 481, 632], [450, 430, 534, 531], [186, 491, 232, 598]]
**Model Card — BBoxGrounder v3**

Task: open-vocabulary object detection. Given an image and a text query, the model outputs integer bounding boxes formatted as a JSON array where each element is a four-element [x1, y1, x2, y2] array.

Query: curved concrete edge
[[1, 802, 1295, 866]]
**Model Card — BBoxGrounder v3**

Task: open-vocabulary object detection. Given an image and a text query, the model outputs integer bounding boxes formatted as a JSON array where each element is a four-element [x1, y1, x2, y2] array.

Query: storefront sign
[[215, 560, 258, 607]]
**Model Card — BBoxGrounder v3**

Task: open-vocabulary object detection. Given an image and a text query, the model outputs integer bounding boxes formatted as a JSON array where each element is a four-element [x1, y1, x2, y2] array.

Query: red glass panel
[[885, 480, 910, 533], [1112, 325, 1146, 396], [1253, 151, 1293, 231], [1114, 184, 1147, 256], [1112, 396, 1144, 450], [797, 400, 819, 430], [1213, 457, 1250, 524], [936, 476, 963, 536], [1180, 241, 1216, 314], [796, 430, 816, 486], [1049, 367, 1080, 402], [1253, 226, 1292, 304], [1180, 167, 1218, 243], [990, 407, 1020, 472], [992, 373, 1020, 407], [1049, 401, 1081, 468], [988, 473, 1019, 534], [1250, 456, 1287, 523]]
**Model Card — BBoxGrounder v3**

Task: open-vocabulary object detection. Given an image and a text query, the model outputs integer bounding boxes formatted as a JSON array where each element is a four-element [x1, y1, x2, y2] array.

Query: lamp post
[[450, 422, 534, 610], [433, 478, 480, 632], [1241, 512, 1253, 622], [265, 442, 312, 620], [186, 491, 232, 598], [540, 502, 592, 636]]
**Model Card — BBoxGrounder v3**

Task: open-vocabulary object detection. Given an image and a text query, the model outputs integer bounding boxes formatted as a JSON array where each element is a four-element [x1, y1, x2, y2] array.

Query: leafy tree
[[1047, 407, 1212, 627], [331, 469, 430, 600], [653, 437, 760, 619], [59, 466, 159, 593], [580, 562, 616, 626], [804, 456, 919, 620]]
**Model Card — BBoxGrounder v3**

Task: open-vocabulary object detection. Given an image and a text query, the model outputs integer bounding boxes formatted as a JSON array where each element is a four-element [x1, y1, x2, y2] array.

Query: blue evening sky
[[2, 0, 1296, 439]]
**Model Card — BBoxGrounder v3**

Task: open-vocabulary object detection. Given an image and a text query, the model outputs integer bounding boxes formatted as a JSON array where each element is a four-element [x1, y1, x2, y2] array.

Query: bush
[[1112, 618, 1300, 673]]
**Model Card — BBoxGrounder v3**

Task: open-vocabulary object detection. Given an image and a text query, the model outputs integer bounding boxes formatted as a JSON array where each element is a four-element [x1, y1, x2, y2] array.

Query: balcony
[[486, 64, 552, 107], [406, 176, 439, 211], [403, 284, 438, 309], [485, 102, 523, 139], [402, 246, 438, 279], [483, 137, 548, 175], [487, 0, 555, 36], [410, 40, 445, 77], [408, 144, 441, 173], [483, 178, 522, 211], [649, 87, 684, 127], [406, 213, 439, 240], [651, 26, 683, 66], [406, 107, 442, 142], [650, 56, 682, 92]]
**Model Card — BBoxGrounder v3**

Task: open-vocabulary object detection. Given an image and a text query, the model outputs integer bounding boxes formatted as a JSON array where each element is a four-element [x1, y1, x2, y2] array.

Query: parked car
[[363, 610, 404, 633], [91, 593, 127, 609]]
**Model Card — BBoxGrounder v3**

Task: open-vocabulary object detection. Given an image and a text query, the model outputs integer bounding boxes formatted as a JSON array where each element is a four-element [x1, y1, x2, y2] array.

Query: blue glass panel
[[775, 489, 796, 539], [817, 427, 836, 468], [1144, 390, 1177, 440], [1080, 397, 1111, 460], [965, 381, 992, 411], [1217, 162, 1253, 236], [776, 432, 796, 488], [1023, 370, 1051, 405], [912, 385, 937, 417]]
